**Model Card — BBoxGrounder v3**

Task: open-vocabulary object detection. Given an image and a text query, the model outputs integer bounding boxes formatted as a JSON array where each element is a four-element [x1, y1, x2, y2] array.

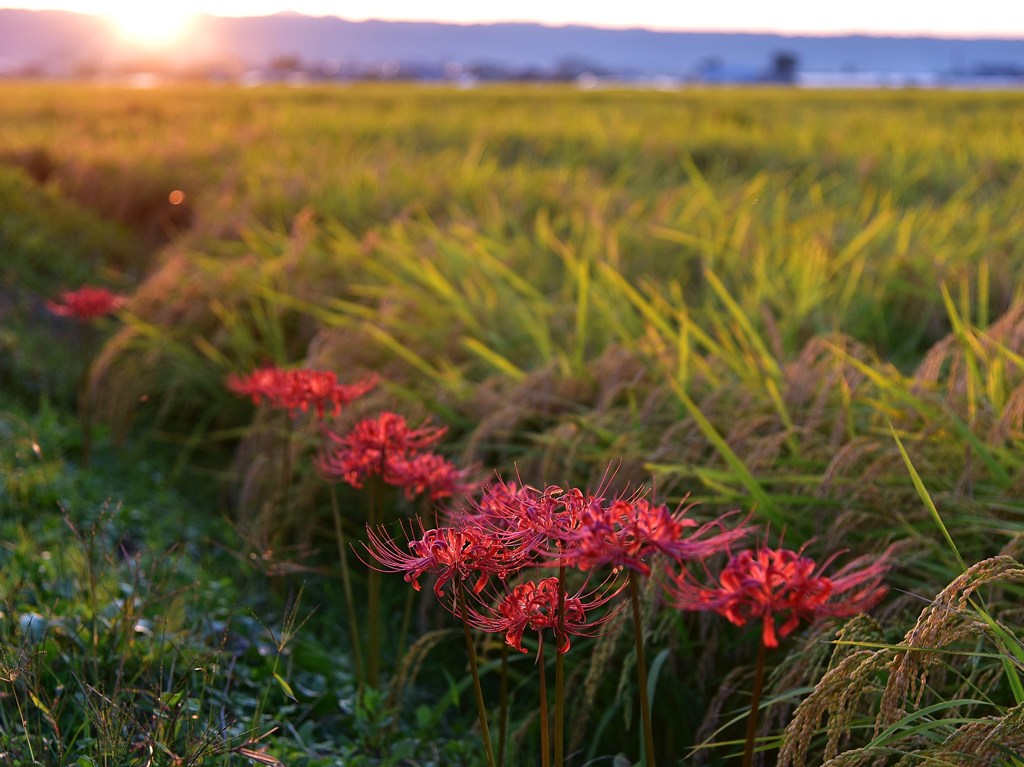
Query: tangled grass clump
[[779, 555, 1024, 767]]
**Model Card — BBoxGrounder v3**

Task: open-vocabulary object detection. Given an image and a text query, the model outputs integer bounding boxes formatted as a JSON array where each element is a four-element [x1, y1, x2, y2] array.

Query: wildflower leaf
[[192, 335, 230, 367], [830, 342, 1008, 484], [29, 692, 51, 716], [1003, 658, 1024, 706], [234, 747, 286, 766], [703, 266, 783, 381], [362, 322, 463, 389], [586, 698, 627, 764], [647, 647, 671, 708], [273, 672, 297, 701]]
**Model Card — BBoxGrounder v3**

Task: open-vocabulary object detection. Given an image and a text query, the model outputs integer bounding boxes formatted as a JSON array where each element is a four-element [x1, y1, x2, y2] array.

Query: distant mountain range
[[2, 8, 1024, 81]]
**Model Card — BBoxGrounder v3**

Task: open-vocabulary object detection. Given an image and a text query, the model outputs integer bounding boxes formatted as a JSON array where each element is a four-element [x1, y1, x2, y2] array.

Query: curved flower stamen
[[467, 574, 625, 654], [562, 494, 749, 575], [362, 519, 526, 601]]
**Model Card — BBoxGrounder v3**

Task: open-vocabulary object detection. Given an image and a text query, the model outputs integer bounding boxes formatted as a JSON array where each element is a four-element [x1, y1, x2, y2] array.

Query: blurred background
[[2, 2, 1024, 87]]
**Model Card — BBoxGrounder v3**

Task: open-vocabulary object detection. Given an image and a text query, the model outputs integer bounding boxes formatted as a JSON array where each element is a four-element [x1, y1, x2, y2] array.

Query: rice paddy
[[2, 82, 1024, 765]]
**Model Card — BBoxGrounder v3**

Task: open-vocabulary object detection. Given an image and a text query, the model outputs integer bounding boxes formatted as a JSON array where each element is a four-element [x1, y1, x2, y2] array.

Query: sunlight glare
[[105, 4, 197, 47]]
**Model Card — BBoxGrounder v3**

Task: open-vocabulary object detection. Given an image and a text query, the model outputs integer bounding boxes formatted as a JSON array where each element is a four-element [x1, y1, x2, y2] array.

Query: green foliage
[[0, 395, 486, 764], [0, 165, 139, 405], [5, 83, 1024, 763], [0, 165, 139, 294], [0, 401, 244, 763]]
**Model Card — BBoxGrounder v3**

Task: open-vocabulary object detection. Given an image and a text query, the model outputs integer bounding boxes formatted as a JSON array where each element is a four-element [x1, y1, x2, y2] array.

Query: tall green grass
[[5, 83, 1024, 763]]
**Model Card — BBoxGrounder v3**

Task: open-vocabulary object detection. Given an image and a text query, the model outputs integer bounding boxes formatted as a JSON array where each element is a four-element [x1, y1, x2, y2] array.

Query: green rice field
[[2, 83, 1024, 766]]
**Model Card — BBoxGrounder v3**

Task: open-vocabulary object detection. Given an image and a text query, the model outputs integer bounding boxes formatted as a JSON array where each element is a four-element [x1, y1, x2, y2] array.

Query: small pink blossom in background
[[226, 366, 290, 408], [388, 451, 473, 501], [46, 286, 126, 321], [318, 411, 471, 500], [667, 543, 890, 648], [226, 366, 377, 419]]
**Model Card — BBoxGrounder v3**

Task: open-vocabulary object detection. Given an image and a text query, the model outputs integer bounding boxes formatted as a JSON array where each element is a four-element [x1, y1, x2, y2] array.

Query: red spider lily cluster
[[667, 543, 890, 648], [318, 411, 472, 501], [362, 507, 625, 655], [227, 365, 467, 503], [224, 363, 890, 663], [363, 474, 891, 654], [461, 481, 748, 576], [227, 366, 378, 419], [364, 478, 748, 654], [223, 361, 891, 767], [46, 286, 126, 321]]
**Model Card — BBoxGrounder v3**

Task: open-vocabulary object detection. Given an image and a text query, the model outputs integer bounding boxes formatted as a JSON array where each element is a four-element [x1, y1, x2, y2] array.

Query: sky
[[4, 0, 1024, 39]]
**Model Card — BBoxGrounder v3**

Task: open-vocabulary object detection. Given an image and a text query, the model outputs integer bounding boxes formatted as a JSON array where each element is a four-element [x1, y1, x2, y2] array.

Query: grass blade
[[889, 421, 967, 572]]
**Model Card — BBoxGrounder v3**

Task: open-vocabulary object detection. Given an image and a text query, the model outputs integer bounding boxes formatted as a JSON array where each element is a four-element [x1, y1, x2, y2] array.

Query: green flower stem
[[538, 635, 551, 767], [458, 582, 497, 767], [554, 565, 566, 767], [396, 497, 430, 667], [367, 478, 382, 687], [280, 412, 293, 508], [742, 640, 769, 767], [499, 641, 509, 767], [11, 688, 34, 764], [79, 326, 94, 468], [329, 483, 364, 686], [629, 571, 656, 767], [395, 586, 415, 664]]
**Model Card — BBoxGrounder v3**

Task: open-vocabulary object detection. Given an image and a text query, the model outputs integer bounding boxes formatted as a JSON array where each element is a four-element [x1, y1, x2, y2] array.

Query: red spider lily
[[467, 575, 624, 654], [561, 494, 749, 576], [46, 286, 126, 321], [444, 481, 543, 576], [227, 366, 377, 418], [318, 412, 465, 500], [388, 452, 473, 501], [227, 366, 291, 408], [667, 543, 889, 648], [361, 519, 527, 599], [464, 479, 593, 553], [456, 479, 533, 529], [291, 369, 378, 419]]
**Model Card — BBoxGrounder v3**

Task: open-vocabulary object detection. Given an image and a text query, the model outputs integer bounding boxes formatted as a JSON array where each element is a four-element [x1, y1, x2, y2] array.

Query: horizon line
[[3, 6, 1024, 42]]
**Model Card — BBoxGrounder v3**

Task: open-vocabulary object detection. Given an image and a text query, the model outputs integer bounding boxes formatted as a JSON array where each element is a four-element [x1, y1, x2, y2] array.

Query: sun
[[105, 4, 197, 48]]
